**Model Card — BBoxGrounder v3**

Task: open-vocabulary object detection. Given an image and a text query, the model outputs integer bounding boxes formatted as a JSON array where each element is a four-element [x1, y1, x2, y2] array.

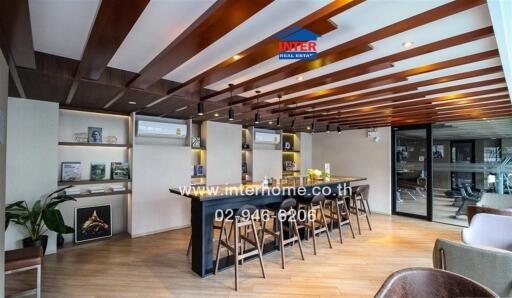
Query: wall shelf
[[191, 146, 206, 150], [191, 175, 206, 178], [58, 179, 131, 186], [58, 142, 131, 148], [68, 190, 131, 199], [282, 150, 300, 153]]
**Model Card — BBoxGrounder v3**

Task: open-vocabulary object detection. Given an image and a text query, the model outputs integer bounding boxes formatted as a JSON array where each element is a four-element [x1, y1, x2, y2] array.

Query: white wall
[[299, 132, 312, 175], [312, 127, 392, 215], [5, 98, 59, 253], [0, 50, 8, 296], [203, 121, 241, 185], [252, 149, 282, 181]]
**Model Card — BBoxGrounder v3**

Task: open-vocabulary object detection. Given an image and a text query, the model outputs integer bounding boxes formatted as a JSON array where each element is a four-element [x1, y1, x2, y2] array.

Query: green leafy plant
[[5, 187, 76, 241], [307, 168, 330, 180]]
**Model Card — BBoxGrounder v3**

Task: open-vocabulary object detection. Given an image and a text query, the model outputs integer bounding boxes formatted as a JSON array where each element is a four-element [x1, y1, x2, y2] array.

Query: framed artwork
[[75, 204, 112, 243], [433, 145, 444, 159], [283, 140, 293, 151], [111, 162, 130, 179], [88, 127, 103, 144], [90, 163, 106, 180], [61, 162, 81, 182], [191, 136, 201, 148]]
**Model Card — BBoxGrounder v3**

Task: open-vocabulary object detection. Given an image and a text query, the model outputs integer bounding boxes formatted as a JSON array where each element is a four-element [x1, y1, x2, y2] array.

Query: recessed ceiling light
[[402, 41, 414, 48], [233, 54, 241, 60], [214, 113, 219, 117], [297, 76, 304, 81], [128, 101, 137, 105], [306, 126, 311, 130], [269, 121, 273, 125]]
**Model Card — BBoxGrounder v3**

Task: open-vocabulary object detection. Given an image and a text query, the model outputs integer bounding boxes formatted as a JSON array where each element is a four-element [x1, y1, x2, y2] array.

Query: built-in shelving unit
[[57, 108, 132, 248], [282, 132, 301, 177], [191, 122, 206, 186]]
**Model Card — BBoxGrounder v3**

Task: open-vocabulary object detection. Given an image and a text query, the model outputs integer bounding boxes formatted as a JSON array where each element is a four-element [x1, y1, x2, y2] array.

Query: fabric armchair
[[433, 238, 512, 297], [462, 213, 512, 251]]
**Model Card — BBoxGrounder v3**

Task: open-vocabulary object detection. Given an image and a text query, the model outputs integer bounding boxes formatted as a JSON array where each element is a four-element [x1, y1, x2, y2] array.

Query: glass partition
[[432, 118, 512, 226]]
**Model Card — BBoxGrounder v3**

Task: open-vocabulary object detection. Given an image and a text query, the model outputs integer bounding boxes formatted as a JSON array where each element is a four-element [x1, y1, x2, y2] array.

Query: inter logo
[[275, 26, 320, 60]]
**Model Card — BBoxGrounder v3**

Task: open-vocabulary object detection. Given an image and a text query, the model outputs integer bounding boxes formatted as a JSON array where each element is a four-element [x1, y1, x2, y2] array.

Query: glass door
[[392, 125, 432, 220]]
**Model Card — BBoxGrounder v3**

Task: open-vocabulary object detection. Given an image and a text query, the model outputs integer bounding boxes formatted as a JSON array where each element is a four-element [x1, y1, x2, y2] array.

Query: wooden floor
[[6, 214, 460, 297]]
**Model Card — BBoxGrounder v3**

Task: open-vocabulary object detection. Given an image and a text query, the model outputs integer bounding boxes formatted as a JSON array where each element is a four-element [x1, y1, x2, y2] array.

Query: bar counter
[[170, 176, 366, 277]]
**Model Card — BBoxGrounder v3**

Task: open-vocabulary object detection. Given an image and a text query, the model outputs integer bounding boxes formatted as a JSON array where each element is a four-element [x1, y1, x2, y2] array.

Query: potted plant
[[307, 169, 330, 180], [5, 187, 76, 254]]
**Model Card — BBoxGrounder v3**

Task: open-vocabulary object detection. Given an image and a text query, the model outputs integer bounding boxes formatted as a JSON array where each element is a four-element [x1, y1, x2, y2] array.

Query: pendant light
[[254, 90, 261, 124], [276, 94, 282, 127], [291, 118, 296, 130], [228, 83, 235, 121], [197, 102, 204, 116], [337, 125, 342, 134], [326, 124, 330, 133]]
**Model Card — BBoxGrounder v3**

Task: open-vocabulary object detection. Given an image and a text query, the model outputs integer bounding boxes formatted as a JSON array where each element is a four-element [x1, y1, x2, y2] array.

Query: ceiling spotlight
[[233, 54, 241, 60], [254, 111, 261, 124], [337, 125, 342, 134], [214, 113, 219, 117], [128, 101, 137, 105], [228, 107, 235, 121], [402, 41, 414, 48], [297, 76, 304, 81], [197, 102, 204, 116]]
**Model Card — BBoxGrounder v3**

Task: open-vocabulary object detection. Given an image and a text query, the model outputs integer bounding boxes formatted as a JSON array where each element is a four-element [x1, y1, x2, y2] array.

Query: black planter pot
[[57, 233, 65, 248], [23, 235, 48, 255]]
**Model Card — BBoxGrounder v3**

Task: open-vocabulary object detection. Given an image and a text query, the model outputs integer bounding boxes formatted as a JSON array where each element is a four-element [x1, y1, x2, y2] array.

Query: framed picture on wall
[[75, 204, 112, 243], [61, 162, 81, 182], [88, 127, 103, 144], [433, 145, 444, 159]]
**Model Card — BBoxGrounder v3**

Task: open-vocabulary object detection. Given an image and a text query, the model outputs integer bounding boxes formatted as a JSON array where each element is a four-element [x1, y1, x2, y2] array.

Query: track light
[[228, 83, 235, 121], [254, 90, 261, 124], [254, 111, 261, 124], [228, 107, 234, 121], [197, 102, 204, 115], [337, 125, 342, 134]]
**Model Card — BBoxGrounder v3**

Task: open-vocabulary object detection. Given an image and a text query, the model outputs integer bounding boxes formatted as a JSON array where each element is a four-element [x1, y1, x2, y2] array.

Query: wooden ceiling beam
[[250, 26, 495, 108], [66, 0, 149, 104], [290, 75, 505, 117], [150, 0, 365, 106], [277, 64, 502, 115], [129, 0, 273, 90], [0, 0, 35, 69], [210, 0, 487, 105]]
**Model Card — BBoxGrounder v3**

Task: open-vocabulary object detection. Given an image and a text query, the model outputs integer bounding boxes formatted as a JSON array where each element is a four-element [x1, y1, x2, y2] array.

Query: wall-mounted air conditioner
[[254, 131, 280, 144], [136, 120, 187, 138]]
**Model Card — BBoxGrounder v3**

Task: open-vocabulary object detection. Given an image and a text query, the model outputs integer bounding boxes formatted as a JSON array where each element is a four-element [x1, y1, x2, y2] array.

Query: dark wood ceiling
[[0, 0, 510, 132]]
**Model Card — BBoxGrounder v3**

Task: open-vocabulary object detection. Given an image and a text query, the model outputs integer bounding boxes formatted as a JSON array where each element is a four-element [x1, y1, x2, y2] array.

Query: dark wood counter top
[[170, 176, 366, 201]]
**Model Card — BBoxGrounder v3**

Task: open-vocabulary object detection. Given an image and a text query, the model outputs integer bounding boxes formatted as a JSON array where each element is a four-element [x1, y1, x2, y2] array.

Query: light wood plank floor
[[6, 214, 460, 297]]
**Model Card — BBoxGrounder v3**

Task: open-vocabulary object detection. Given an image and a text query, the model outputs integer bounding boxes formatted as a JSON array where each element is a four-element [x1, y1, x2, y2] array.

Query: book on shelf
[[111, 162, 130, 180], [90, 162, 106, 180], [110, 185, 126, 192], [65, 187, 81, 196], [61, 162, 81, 182], [89, 186, 105, 194]]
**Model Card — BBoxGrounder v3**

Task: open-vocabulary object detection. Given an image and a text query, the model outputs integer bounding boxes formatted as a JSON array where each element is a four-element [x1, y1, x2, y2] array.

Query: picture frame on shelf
[[90, 162, 106, 180], [283, 140, 293, 151], [74, 204, 112, 243], [111, 162, 129, 180], [191, 136, 201, 148], [61, 162, 81, 182], [88, 127, 103, 144]]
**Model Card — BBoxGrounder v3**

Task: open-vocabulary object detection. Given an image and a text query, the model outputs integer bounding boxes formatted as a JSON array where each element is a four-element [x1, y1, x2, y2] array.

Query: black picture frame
[[88, 127, 103, 144], [74, 204, 112, 243]]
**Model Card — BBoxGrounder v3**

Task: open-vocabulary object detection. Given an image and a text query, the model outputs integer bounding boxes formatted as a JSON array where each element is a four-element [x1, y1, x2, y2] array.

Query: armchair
[[462, 213, 512, 251]]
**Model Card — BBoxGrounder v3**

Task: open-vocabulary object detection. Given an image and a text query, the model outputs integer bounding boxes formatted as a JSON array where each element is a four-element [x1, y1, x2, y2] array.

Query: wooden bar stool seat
[[260, 198, 305, 269], [325, 194, 355, 243], [350, 185, 372, 235], [214, 204, 266, 291], [5, 246, 43, 298], [296, 194, 333, 255]]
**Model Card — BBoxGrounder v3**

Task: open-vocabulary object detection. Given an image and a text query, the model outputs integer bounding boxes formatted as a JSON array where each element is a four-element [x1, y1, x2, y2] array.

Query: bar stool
[[260, 198, 305, 269], [214, 204, 266, 291], [325, 193, 355, 243], [350, 185, 372, 235], [296, 194, 332, 255], [186, 221, 229, 257]]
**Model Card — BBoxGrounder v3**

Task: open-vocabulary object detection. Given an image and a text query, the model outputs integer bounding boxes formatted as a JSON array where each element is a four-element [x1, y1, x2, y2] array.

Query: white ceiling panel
[[29, 0, 100, 60], [163, 0, 331, 83], [107, 0, 216, 73]]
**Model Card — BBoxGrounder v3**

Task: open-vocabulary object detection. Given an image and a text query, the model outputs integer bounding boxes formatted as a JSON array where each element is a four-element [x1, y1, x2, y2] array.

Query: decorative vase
[[23, 235, 48, 255]]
